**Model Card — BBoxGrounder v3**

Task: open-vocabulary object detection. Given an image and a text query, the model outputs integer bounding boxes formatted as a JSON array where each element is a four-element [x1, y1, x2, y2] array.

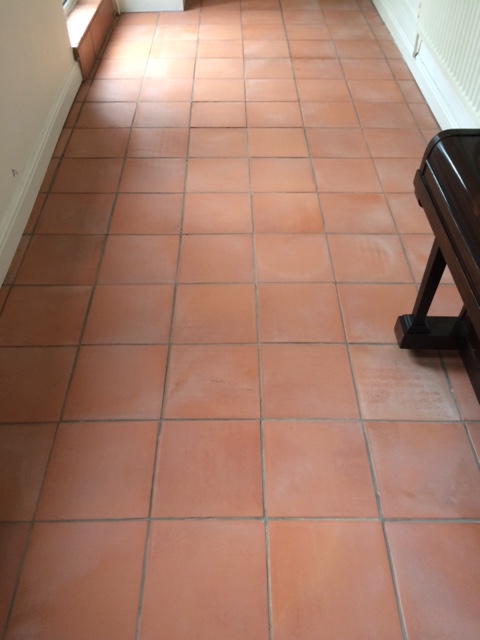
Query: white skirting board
[[117, 0, 185, 11], [372, 0, 479, 129], [0, 63, 82, 285]]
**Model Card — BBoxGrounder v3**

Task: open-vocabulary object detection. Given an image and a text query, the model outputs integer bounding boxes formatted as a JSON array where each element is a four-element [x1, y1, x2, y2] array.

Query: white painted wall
[[372, 0, 479, 129], [0, 0, 82, 284]]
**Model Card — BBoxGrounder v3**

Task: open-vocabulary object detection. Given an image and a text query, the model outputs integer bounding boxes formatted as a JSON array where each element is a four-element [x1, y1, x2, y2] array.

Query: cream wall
[[372, 0, 480, 129], [0, 0, 82, 284]]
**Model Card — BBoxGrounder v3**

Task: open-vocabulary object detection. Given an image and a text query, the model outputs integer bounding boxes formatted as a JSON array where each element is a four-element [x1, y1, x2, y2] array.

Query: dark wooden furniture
[[395, 129, 480, 400]]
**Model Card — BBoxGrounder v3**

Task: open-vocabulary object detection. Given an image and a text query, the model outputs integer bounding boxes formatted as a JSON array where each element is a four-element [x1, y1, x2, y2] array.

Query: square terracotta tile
[[323, 10, 367, 24], [163, 345, 260, 419], [312, 158, 381, 192], [264, 421, 378, 516], [94, 58, 147, 79], [380, 39, 402, 58], [177, 235, 254, 283], [0, 424, 56, 520], [306, 127, 369, 158], [0, 348, 75, 423], [14, 236, 104, 286], [386, 192, 432, 234], [3, 237, 29, 286], [367, 421, 480, 518], [261, 344, 359, 419], [410, 102, 438, 128], [328, 235, 412, 283], [386, 522, 480, 640], [467, 423, 480, 461], [246, 79, 298, 101], [283, 9, 325, 24], [364, 128, 426, 158], [248, 128, 308, 157], [252, 193, 323, 233], [39, 158, 59, 192], [250, 158, 315, 192], [197, 41, 243, 58], [193, 78, 245, 101], [292, 58, 343, 79], [288, 40, 336, 58], [244, 58, 293, 78], [374, 157, 419, 192], [195, 58, 244, 78], [183, 194, 252, 234], [76, 102, 137, 128], [0, 286, 90, 346], [127, 128, 189, 157], [46, 130, 69, 158], [186, 158, 249, 192], [119, 158, 186, 192], [321, 193, 395, 233], [338, 283, 417, 343], [36, 422, 157, 520], [156, 23, 199, 40], [258, 283, 344, 342], [98, 235, 179, 283], [269, 521, 403, 640], [139, 78, 193, 101], [0, 286, 9, 313], [341, 59, 393, 80], [296, 78, 350, 102], [255, 234, 333, 282], [151, 420, 263, 517], [25, 193, 46, 233], [64, 128, 130, 158], [356, 102, 417, 128], [442, 355, 480, 422], [133, 102, 191, 127], [243, 40, 290, 58], [188, 128, 248, 157], [334, 39, 384, 58], [145, 58, 196, 79], [109, 194, 183, 234], [198, 23, 242, 39], [348, 79, 404, 102], [63, 345, 167, 420], [6, 521, 146, 640], [36, 194, 114, 235], [285, 23, 330, 39], [139, 521, 269, 640], [52, 158, 123, 193], [150, 39, 198, 58], [242, 10, 284, 25], [330, 23, 376, 40], [83, 284, 174, 344], [350, 345, 460, 421], [300, 102, 358, 127], [64, 102, 81, 127], [190, 101, 247, 127], [87, 78, 143, 101], [103, 40, 152, 59], [0, 524, 29, 630], [172, 284, 257, 343], [243, 24, 287, 40], [246, 102, 303, 127]]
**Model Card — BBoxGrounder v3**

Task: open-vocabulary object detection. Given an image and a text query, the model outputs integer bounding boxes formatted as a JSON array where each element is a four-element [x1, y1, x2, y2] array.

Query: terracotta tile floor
[[1, 1, 480, 638]]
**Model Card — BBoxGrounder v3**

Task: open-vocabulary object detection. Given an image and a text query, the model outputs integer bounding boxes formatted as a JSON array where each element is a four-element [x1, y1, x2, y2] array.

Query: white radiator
[[417, 0, 480, 123]]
